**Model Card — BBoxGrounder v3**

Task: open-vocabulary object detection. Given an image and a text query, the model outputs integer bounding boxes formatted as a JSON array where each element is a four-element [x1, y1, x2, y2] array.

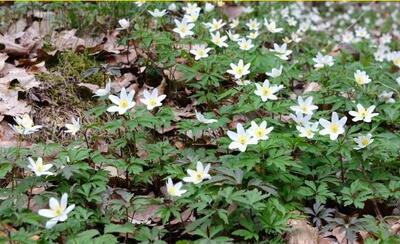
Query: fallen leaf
[[0, 53, 8, 71], [0, 90, 31, 118], [286, 218, 318, 244], [129, 204, 160, 225], [0, 63, 40, 90], [304, 82, 321, 93], [78, 82, 100, 93], [112, 73, 137, 92], [220, 5, 245, 19]]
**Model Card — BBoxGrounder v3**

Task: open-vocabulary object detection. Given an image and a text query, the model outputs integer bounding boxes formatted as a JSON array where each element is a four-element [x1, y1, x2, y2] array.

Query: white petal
[[107, 106, 120, 113], [108, 95, 120, 105], [49, 197, 59, 210], [204, 163, 211, 174], [45, 219, 59, 229], [38, 209, 56, 218], [196, 161, 204, 172], [64, 204, 75, 215], [60, 193, 68, 209]]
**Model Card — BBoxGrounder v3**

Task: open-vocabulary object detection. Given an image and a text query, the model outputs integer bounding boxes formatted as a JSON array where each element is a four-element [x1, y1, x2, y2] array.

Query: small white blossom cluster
[[166, 161, 211, 197]]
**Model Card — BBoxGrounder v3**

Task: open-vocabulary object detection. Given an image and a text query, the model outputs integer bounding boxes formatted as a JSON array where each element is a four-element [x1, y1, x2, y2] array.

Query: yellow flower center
[[329, 123, 339, 134], [255, 128, 265, 138], [36, 163, 44, 172], [149, 98, 157, 107], [236, 67, 244, 75], [167, 186, 177, 195], [393, 58, 400, 67], [195, 172, 204, 181], [238, 135, 248, 145], [359, 109, 368, 117], [261, 87, 272, 96], [119, 99, 129, 109], [179, 26, 188, 33], [355, 75, 366, 85], [300, 105, 309, 113], [361, 138, 370, 146], [53, 206, 64, 217], [306, 129, 313, 137]]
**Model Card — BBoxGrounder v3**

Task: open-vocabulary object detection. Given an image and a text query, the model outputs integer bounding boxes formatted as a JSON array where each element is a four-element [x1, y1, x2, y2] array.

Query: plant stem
[[27, 177, 36, 209]]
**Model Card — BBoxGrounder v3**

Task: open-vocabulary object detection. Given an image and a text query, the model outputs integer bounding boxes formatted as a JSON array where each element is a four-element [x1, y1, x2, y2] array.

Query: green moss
[[35, 51, 108, 109], [57, 51, 106, 86]]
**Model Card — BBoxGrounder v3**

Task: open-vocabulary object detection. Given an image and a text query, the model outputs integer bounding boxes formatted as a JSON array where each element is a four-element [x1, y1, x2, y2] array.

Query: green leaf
[[104, 223, 134, 234], [0, 163, 12, 179]]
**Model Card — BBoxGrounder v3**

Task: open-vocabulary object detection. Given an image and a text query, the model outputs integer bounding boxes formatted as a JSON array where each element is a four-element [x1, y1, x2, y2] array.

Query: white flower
[[226, 30, 241, 42], [286, 17, 297, 26], [183, 3, 201, 16], [247, 121, 273, 141], [166, 177, 187, 197], [355, 27, 370, 39], [140, 88, 166, 110], [94, 80, 111, 97], [27, 157, 53, 177], [226, 59, 250, 79], [354, 70, 371, 85], [38, 193, 75, 229], [264, 19, 283, 33], [265, 65, 283, 78], [65, 117, 80, 135], [204, 3, 215, 12], [247, 31, 259, 40], [211, 32, 228, 48], [229, 19, 240, 29], [135, 1, 145, 7], [246, 19, 260, 31], [148, 9, 167, 18], [291, 33, 302, 43], [173, 19, 195, 38], [270, 43, 292, 60], [283, 36, 292, 44], [195, 110, 217, 124], [289, 112, 312, 126], [107, 88, 136, 115], [117, 18, 130, 30], [396, 77, 400, 86], [290, 96, 318, 115], [190, 44, 211, 60], [10, 114, 42, 135], [379, 91, 395, 104], [354, 133, 373, 150], [183, 13, 200, 23], [237, 38, 254, 51], [312, 53, 334, 69], [349, 104, 378, 123], [234, 79, 251, 86], [183, 161, 211, 184], [168, 3, 177, 11], [205, 19, 225, 32], [379, 34, 391, 45], [254, 79, 284, 102], [390, 51, 400, 67], [296, 122, 319, 139], [342, 31, 355, 44], [227, 123, 257, 152], [243, 6, 254, 13], [319, 112, 347, 141]]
